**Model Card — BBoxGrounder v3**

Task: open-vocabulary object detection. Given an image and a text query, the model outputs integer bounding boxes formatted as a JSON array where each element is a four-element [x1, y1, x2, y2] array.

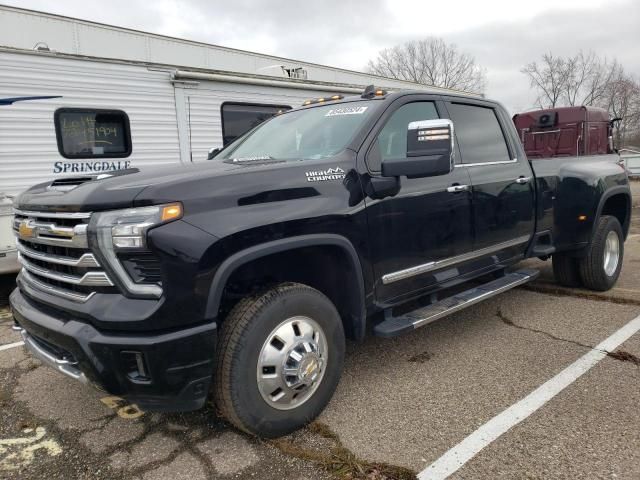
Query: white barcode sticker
[[325, 106, 368, 117]]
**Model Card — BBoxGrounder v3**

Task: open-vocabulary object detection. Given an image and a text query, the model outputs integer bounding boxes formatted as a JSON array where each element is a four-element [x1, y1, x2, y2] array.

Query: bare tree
[[521, 53, 570, 108], [604, 70, 640, 147], [367, 38, 486, 94], [563, 52, 620, 107], [522, 51, 640, 147]]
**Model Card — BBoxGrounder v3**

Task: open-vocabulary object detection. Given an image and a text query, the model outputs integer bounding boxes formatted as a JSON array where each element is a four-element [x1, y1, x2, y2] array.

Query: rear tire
[[578, 215, 624, 291], [552, 254, 582, 288], [214, 282, 345, 437]]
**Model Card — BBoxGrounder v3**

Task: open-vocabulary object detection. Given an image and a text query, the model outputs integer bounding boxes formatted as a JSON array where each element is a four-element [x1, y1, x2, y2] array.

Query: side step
[[373, 268, 539, 338]]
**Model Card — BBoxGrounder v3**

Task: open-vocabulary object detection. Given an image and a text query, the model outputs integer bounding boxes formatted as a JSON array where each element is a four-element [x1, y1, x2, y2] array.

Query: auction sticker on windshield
[[325, 106, 368, 116]]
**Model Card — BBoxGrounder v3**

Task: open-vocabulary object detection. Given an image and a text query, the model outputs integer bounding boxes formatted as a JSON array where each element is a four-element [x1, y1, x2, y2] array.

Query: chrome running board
[[373, 269, 539, 338]]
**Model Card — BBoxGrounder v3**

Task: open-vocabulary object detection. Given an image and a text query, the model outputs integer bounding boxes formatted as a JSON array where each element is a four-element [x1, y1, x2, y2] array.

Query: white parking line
[[0, 341, 24, 352], [419, 313, 640, 480]]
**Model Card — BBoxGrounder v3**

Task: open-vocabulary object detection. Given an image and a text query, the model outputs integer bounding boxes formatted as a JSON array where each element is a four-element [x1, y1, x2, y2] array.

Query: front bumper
[[10, 288, 217, 412]]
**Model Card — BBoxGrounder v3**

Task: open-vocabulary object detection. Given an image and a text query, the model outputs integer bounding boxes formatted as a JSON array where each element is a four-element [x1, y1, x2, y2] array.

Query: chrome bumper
[[12, 325, 88, 384]]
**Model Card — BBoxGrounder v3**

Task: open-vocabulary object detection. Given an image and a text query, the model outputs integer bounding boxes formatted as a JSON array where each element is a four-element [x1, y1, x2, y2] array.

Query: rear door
[[444, 99, 534, 258]]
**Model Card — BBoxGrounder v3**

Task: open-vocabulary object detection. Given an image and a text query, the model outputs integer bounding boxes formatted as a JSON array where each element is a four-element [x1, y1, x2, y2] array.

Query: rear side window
[[447, 103, 511, 164], [54, 108, 131, 159], [221, 103, 291, 146]]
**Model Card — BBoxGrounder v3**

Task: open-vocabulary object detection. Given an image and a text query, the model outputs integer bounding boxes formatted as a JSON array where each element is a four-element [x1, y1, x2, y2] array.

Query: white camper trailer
[[0, 5, 459, 274]]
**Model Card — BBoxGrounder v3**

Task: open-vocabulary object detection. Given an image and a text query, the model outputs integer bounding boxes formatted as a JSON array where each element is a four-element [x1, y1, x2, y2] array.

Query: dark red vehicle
[[513, 106, 614, 159]]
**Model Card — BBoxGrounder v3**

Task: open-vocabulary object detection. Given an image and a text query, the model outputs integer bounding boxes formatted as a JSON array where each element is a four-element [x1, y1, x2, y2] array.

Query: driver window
[[368, 101, 439, 172]]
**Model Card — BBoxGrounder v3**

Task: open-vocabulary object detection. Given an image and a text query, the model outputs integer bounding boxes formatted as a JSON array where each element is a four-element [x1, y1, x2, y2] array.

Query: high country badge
[[305, 167, 346, 182]]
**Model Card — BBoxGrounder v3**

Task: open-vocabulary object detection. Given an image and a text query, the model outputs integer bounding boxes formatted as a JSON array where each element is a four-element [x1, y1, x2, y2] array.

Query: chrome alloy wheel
[[603, 230, 620, 277], [257, 316, 328, 410]]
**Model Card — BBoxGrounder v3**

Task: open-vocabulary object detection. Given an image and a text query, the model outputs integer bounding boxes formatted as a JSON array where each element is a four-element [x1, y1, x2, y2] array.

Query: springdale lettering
[[53, 161, 131, 174]]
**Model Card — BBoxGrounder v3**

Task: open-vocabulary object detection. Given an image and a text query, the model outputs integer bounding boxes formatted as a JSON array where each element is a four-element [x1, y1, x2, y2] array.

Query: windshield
[[218, 101, 376, 162]]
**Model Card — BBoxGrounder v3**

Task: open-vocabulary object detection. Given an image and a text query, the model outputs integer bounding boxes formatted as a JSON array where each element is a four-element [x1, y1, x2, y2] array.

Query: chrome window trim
[[454, 158, 518, 168], [18, 255, 113, 287], [381, 234, 531, 285], [16, 241, 100, 268], [20, 269, 95, 303], [13, 209, 92, 219]]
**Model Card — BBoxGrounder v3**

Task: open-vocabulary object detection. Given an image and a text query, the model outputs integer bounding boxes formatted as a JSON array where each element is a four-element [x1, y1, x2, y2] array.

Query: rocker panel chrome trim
[[381, 235, 531, 285]]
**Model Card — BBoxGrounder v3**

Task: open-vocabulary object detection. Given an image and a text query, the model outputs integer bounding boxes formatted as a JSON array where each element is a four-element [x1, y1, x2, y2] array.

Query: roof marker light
[[301, 95, 344, 106], [361, 85, 387, 99]]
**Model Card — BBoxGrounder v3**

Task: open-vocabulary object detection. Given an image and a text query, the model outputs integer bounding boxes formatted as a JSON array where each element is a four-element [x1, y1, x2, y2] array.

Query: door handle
[[515, 176, 532, 184], [446, 184, 470, 193]]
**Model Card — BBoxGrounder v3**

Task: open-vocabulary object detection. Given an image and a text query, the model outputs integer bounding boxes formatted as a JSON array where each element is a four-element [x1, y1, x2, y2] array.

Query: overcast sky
[[4, 0, 639, 112]]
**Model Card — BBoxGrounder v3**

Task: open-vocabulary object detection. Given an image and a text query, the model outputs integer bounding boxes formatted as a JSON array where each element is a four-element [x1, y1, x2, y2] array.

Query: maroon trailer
[[513, 106, 614, 159]]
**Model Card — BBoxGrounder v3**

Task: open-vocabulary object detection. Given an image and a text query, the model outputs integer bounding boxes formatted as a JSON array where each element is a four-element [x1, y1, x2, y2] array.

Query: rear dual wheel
[[552, 215, 623, 291], [215, 283, 345, 437]]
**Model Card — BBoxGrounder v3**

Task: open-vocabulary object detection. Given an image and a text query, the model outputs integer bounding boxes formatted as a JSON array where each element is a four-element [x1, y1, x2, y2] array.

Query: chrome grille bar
[[16, 242, 101, 268], [13, 219, 88, 248], [19, 255, 113, 287], [13, 209, 92, 219], [20, 269, 95, 303]]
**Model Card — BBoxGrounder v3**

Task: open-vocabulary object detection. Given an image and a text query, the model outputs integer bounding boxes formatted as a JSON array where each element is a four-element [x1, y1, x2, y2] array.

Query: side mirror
[[381, 119, 454, 178], [207, 147, 221, 160]]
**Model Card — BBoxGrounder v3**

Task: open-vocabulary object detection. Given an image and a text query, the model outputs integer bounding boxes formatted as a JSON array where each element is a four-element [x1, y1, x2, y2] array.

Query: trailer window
[[221, 103, 291, 146], [219, 101, 376, 162], [55, 109, 131, 159]]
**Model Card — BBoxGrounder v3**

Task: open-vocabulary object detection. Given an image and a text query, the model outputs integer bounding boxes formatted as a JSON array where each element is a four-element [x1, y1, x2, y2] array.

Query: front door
[[360, 97, 474, 305], [444, 100, 535, 259]]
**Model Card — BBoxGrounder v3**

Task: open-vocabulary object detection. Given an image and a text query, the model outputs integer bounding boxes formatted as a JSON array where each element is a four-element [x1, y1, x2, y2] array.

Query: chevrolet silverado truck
[[9, 87, 632, 437]]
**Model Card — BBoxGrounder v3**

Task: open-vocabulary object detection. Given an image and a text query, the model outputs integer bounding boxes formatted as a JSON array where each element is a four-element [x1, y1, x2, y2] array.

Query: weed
[[270, 421, 416, 480]]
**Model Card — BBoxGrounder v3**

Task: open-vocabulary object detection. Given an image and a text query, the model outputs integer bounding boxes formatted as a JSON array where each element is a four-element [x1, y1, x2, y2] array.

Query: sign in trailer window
[[54, 109, 132, 173]]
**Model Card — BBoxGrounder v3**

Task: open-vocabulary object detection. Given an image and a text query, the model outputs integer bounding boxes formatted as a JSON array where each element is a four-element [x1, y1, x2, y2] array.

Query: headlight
[[90, 203, 182, 297]]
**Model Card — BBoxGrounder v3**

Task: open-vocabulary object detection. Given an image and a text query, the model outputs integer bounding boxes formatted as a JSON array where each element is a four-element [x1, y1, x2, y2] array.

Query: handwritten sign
[[56, 110, 129, 157]]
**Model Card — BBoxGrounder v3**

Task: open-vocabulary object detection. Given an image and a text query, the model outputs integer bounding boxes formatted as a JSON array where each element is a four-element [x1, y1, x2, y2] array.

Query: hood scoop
[[46, 169, 140, 192], [47, 176, 106, 192]]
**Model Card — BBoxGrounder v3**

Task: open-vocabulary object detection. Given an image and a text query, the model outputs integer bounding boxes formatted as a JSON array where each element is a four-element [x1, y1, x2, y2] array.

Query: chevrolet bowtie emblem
[[18, 221, 35, 238]]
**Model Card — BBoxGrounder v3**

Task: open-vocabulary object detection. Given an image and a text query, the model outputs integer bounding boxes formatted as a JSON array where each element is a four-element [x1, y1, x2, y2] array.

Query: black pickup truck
[[9, 87, 632, 437]]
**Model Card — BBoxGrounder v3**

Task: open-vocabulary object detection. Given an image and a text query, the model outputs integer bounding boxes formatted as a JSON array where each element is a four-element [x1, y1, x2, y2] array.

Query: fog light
[[121, 351, 151, 383]]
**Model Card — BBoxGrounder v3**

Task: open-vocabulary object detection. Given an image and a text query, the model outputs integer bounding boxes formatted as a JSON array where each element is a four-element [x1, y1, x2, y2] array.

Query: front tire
[[214, 282, 345, 437], [578, 215, 624, 291]]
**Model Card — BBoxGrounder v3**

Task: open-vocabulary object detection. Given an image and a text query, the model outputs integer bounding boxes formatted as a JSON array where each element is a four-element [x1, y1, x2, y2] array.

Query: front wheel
[[214, 283, 345, 437], [579, 215, 624, 291]]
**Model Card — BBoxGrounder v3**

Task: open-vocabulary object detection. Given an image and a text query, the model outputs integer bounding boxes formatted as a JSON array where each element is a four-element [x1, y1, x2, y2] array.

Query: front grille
[[13, 209, 115, 302]]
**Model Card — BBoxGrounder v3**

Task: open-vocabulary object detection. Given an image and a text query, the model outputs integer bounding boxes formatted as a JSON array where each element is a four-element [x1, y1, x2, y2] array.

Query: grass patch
[[523, 283, 640, 306], [0, 389, 9, 407], [270, 421, 416, 480], [607, 350, 640, 366]]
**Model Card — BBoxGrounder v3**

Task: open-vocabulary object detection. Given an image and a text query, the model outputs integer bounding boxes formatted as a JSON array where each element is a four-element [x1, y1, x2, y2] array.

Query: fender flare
[[593, 185, 632, 240], [204, 234, 367, 340]]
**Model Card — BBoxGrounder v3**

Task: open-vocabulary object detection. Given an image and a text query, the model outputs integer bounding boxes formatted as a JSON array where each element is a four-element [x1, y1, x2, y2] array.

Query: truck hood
[[13, 155, 353, 215], [14, 161, 245, 212]]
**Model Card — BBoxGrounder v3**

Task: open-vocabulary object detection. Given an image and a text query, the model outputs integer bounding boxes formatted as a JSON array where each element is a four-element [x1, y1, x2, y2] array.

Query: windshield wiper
[[225, 155, 281, 164]]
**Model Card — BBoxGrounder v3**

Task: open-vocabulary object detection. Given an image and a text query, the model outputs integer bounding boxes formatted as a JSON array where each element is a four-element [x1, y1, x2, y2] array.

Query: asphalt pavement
[[1, 193, 639, 479]]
